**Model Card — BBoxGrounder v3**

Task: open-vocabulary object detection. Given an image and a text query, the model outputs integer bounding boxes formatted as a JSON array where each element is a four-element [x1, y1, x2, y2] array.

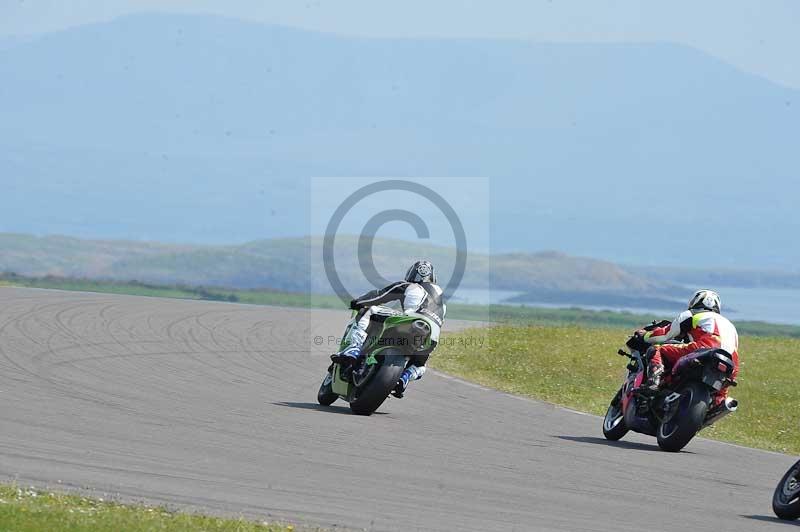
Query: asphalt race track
[[0, 287, 795, 531]]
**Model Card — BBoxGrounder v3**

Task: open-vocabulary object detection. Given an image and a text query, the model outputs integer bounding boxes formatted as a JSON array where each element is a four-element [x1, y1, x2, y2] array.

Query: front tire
[[349, 351, 407, 416], [773, 460, 800, 520], [317, 370, 338, 406], [603, 388, 629, 441], [656, 381, 709, 452]]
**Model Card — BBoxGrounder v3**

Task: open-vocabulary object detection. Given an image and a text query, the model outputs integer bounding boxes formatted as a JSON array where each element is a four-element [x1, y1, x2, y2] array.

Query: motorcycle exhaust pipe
[[703, 397, 738, 428]]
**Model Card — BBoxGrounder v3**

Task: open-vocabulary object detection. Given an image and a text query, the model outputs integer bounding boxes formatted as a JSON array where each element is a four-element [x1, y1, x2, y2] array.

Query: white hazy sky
[[1, 1, 799, 88]]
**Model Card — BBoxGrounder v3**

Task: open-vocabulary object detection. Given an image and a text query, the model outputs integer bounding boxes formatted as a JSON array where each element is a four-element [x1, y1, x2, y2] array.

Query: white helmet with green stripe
[[688, 289, 721, 313]]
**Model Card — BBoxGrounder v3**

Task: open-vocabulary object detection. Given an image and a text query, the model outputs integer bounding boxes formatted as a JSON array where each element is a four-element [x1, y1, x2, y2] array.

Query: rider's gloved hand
[[349, 299, 359, 310]]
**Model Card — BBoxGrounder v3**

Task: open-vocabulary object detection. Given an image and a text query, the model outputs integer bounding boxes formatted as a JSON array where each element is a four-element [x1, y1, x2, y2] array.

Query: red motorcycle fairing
[[621, 372, 644, 412]]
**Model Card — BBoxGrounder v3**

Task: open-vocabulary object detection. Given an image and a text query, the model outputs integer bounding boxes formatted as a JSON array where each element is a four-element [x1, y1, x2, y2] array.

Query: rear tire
[[656, 381, 709, 452], [317, 371, 338, 406], [773, 460, 800, 520], [602, 388, 628, 441], [349, 351, 407, 416]]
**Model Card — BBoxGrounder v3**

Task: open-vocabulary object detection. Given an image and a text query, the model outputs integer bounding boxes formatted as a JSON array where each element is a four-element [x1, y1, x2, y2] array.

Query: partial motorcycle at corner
[[773, 459, 800, 520], [603, 320, 739, 452], [317, 305, 437, 415]]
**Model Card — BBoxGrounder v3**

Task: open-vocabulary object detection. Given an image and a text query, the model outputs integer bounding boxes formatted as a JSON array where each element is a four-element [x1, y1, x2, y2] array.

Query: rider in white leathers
[[332, 260, 445, 397]]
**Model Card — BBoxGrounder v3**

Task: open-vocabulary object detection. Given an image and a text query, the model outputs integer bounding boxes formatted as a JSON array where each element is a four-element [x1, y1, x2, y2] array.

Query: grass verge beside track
[[432, 325, 800, 454], [0, 485, 303, 532]]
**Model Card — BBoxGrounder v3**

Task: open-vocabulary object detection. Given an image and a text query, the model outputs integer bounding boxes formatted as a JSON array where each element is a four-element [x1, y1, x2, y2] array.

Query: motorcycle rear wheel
[[349, 350, 407, 416], [773, 459, 800, 520], [656, 381, 709, 452], [602, 388, 628, 441]]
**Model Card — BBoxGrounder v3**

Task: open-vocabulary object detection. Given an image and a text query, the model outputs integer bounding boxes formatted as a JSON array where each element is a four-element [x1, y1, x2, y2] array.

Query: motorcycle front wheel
[[773, 459, 800, 520], [317, 369, 338, 406], [602, 388, 628, 441]]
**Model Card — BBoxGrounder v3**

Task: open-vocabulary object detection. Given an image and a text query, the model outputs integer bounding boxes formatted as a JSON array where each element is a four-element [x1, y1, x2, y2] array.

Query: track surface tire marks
[[0, 287, 793, 531]]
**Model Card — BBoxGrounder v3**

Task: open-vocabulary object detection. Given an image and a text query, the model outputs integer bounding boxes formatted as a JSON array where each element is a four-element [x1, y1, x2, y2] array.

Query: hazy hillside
[[0, 233, 677, 304], [0, 14, 797, 269]]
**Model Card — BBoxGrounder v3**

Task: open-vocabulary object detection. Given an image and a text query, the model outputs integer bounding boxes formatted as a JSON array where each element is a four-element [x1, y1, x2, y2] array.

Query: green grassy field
[[432, 325, 800, 453], [0, 485, 303, 532]]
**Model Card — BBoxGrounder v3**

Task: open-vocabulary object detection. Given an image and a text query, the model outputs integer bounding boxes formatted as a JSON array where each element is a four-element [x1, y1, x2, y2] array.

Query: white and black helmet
[[688, 289, 721, 313], [405, 260, 436, 284]]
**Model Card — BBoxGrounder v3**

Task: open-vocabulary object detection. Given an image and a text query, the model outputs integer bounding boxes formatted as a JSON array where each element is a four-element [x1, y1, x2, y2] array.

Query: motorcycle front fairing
[[619, 350, 659, 436]]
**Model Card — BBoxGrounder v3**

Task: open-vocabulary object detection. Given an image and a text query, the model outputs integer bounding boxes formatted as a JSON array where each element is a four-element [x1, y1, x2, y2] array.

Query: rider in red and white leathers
[[639, 289, 739, 403]]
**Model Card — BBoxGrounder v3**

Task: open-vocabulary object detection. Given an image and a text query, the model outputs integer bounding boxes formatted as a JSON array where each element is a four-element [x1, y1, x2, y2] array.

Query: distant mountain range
[[4, 232, 799, 313], [0, 13, 798, 269], [0, 233, 683, 308]]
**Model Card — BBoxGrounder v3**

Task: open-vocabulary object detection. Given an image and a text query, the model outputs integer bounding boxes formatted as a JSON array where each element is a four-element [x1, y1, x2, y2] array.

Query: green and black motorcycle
[[317, 305, 438, 415]]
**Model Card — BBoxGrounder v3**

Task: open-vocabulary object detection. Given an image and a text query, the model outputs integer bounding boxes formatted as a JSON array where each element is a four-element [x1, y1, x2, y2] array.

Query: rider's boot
[[639, 360, 664, 396], [392, 366, 426, 398], [392, 371, 410, 398], [331, 326, 367, 365], [331, 345, 361, 365]]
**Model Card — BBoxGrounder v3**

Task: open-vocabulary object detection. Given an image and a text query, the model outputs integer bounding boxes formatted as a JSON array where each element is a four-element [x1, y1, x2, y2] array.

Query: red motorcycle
[[602, 321, 739, 452]]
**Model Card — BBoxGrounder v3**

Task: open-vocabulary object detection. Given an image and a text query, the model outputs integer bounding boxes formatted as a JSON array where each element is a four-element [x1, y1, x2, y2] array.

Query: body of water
[[451, 286, 800, 326], [708, 286, 800, 325], [449, 288, 524, 306]]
